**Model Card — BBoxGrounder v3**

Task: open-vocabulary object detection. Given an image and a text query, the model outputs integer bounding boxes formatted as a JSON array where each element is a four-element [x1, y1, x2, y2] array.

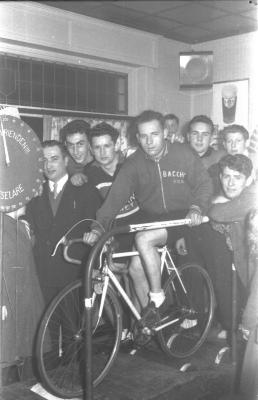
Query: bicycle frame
[[63, 216, 209, 400], [94, 245, 185, 327]]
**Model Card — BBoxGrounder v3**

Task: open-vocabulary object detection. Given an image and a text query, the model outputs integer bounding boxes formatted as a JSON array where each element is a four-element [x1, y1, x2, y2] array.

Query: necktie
[[53, 182, 58, 199]]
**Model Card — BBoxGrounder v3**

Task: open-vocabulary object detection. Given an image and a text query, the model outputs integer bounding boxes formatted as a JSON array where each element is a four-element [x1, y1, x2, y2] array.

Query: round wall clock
[[179, 51, 213, 89], [0, 115, 44, 213]]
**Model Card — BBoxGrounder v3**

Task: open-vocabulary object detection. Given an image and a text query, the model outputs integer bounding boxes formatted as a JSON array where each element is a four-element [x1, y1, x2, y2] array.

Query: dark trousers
[[183, 223, 246, 331]]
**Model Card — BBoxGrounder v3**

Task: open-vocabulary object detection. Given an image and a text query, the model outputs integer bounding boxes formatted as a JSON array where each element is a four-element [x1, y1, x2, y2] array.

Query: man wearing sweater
[[84, 110, 212, 328], [191, 154, 257, 339], [187, 114, 225, 171]]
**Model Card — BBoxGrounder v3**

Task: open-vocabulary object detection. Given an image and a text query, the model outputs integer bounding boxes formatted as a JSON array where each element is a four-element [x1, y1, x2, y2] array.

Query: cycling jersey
[[92, 142, 213, 232]]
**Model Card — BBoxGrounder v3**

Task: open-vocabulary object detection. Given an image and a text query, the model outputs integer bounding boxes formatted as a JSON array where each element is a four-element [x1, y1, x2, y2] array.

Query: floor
[[1, 335, 247, 400]]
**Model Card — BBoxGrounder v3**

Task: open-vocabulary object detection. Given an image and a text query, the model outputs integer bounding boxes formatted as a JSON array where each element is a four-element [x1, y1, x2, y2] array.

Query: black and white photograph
[[0, 1, 257, 400]]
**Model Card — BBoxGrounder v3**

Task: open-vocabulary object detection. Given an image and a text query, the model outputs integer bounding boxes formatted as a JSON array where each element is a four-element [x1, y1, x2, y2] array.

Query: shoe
[[140, 301, 161, 331], [133, 331, 152, 347], [132, 302, 160, 348], [121, 329, 133, 342], [180, 318, 198, 329], [217, 329, 227, 339]]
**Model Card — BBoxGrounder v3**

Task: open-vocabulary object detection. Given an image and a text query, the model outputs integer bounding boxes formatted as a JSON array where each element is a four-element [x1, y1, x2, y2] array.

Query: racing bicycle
[[36, 217, 215, 398]]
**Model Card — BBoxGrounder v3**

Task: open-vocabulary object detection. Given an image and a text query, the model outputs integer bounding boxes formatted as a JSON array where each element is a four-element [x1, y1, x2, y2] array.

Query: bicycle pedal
[[142, 326, 153, 335]]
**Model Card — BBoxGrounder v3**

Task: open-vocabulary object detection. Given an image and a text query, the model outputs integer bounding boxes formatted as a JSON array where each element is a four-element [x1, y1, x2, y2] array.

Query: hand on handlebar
[[186, 209, 204, 227], [83, 230, 102, 246]]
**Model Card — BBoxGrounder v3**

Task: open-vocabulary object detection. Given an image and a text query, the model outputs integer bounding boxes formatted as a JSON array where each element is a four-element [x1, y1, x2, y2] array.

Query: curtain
[[43, 115, 130, 153]]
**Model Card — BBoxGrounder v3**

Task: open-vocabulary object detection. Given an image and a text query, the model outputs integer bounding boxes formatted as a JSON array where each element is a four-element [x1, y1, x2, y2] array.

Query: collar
[[200, 147, 213, 158], [49, 174, 68, 195], [143, 142, 168, 162]]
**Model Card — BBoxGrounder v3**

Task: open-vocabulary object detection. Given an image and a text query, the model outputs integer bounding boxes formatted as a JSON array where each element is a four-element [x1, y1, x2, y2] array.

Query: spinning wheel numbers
[[0, 115, 44, 213]]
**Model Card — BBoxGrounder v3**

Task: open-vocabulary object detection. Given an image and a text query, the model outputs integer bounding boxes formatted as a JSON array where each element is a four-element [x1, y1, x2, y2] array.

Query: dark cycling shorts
[[111, 210, 145, 259]]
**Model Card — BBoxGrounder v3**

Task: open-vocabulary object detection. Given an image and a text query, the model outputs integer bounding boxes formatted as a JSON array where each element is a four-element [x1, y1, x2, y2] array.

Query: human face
[[224, 132, 247, 155], [43, 145, 68, 182], [188, 122, 212, 157], [165, 119, 178, 140], [90, 135, 118, 168], [66, 132, 90, 165], [223, 96, 236, 109], [220, 166, 248, 199], [136, 119, 166, 159]]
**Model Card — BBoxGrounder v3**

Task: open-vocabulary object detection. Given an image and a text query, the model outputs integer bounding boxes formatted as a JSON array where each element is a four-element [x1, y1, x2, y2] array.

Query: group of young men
[[24, 110, 257, 345]]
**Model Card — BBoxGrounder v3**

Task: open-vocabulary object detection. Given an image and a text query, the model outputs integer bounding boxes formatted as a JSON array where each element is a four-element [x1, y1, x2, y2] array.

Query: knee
[[135, 231, 151, 252]]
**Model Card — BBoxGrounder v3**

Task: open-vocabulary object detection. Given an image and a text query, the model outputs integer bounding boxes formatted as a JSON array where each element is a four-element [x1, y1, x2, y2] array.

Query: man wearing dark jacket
[[187, 114, 225, 171], [84, 110, 213, 323], [25, 140, 101, 304], [190, 154, 256, 338]]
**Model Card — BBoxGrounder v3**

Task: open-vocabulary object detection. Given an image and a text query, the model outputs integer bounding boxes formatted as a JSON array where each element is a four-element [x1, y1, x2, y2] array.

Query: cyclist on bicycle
[[84, 110, 213, 328]]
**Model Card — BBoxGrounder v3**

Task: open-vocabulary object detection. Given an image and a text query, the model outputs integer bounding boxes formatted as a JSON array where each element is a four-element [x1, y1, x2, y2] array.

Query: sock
[[149, 290, 165, 308]]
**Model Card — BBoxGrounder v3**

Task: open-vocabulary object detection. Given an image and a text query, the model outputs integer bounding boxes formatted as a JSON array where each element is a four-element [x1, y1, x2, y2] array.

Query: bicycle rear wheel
[[36, 280, 122, 398], [157, 263, 215, 358]]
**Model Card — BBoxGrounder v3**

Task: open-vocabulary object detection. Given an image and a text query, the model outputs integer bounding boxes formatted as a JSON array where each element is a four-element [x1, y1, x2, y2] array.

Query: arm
[[209, 183, 258, 223], [212, 195, 229, 204], [91, 158, 137, 233], [70, 173, 88, 186], [22, 199, 36, 243]]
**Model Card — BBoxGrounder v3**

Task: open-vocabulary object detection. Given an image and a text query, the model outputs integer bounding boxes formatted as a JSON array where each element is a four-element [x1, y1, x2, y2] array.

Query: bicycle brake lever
[[51, 236, 67, 256]]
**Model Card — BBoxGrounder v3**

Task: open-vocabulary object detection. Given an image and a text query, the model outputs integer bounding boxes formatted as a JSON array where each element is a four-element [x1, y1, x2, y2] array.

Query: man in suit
[[25, 140, 102, 304]]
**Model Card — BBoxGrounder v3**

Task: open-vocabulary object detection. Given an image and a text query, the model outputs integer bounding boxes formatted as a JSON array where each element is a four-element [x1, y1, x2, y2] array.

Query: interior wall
[[0, 2, 160, 116], [155, 31, 258, 134], [0, 2, 257, 134], [189, 31, 258, 133], [152, 37, 190, 131]]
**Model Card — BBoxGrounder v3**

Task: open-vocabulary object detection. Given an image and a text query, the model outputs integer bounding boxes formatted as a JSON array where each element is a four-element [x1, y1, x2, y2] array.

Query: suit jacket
[[25, 180, 102, 289]]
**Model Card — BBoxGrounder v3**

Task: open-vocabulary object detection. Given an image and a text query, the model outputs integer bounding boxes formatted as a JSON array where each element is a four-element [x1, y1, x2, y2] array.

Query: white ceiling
[[39, 0, 258, 44]]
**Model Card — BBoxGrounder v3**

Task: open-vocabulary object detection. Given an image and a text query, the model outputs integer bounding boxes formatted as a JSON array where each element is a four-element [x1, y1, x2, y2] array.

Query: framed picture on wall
[[212, 79, 249, 130]]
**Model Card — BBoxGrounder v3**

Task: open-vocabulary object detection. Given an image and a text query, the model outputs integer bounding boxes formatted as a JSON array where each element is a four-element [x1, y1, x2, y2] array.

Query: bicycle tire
[[157, 262, 215, 358], [36, 279, 122, 398]]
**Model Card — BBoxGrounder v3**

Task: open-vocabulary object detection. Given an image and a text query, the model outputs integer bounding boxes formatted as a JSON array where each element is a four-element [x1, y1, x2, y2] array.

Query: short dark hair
[[219, 154, 253, 178], [89, 122, 119, 144], [42, 140, 68, 158], [164, 114, 179, 124], [60, 119, 90, 143], [188, 115, 214, 133], [222, 124, 249, 141], [135, 110, 164, 130]]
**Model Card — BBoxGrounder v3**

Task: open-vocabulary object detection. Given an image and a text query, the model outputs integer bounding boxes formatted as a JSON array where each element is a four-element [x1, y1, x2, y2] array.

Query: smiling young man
[[85, 122, 139, 220], [222, 124, 249, 156], [25, 140, 101, 304], [208, 124, 252, 195], [187, 115, 225, 170], [209, 154, 256, 284], [60, 119, 93, 175], [84, 110, 212, 333], [186, 154, 257, 341], [198, 154, 256, 337]]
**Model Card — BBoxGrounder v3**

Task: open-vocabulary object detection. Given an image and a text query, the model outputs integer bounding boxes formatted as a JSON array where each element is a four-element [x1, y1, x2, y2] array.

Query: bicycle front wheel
[[157, 263, 215, 358], [36, 280, 122, 398]]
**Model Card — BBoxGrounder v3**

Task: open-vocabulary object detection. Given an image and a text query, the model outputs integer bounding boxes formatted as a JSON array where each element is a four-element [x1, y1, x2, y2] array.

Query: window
[[0, 54, 128, 115]]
